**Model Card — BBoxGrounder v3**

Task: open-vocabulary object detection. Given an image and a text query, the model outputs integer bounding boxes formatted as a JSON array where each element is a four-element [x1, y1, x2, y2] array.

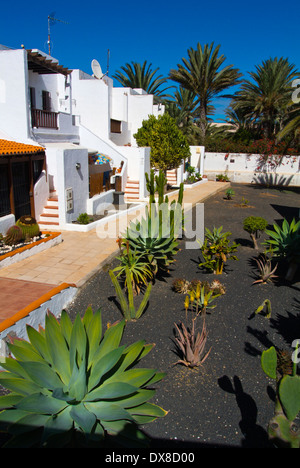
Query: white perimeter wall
[[204, 152, 300, 186]]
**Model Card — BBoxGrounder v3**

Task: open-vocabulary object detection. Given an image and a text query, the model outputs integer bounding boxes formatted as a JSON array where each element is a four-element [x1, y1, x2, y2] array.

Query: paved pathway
[[0, 181, 229, 321]]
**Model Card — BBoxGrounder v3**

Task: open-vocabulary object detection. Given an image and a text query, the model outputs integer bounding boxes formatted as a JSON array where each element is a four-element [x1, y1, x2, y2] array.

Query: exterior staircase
[[166, 169, 177, 186], [38, 190, 60, 230], [124, 179, 140, 201]]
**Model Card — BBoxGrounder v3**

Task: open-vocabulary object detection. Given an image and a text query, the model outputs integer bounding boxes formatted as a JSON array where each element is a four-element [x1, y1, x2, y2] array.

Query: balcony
[[31, 108, 58, 129], [31, 110, 80, 144]]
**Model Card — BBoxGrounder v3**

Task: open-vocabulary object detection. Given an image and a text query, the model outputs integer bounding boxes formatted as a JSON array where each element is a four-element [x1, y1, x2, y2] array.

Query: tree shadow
[[269, 299, 300, 345], [218, 375, 272, 448], [252, 173, 294, 188], [270, 204, 300, 223]]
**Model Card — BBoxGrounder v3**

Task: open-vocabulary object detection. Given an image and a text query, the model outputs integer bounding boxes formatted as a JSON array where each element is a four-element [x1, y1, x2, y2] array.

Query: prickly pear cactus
[[261, 346, 300, 448]]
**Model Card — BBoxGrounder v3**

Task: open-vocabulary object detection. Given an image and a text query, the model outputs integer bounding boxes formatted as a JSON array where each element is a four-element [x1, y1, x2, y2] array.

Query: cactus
[[145, 169, 156, 206], [4, 225, 23, 246], [16, 215, 40, 239], [109, 267, 152, 321], [261, 346, 300, 448], [155, 170, 167, 206]]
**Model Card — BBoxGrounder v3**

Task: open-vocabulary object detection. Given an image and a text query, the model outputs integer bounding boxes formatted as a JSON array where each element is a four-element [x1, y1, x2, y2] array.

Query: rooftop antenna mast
[[47, 13, 68, 55]]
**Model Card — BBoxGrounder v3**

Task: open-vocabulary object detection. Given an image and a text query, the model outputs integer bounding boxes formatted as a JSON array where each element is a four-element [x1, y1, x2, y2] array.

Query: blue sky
[[1, 0, 299, 120]]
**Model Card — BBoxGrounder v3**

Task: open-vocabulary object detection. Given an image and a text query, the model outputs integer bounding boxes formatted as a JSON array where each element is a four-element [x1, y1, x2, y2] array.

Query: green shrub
[[77, 213, 92, 225], [243, 216, 268, 249]]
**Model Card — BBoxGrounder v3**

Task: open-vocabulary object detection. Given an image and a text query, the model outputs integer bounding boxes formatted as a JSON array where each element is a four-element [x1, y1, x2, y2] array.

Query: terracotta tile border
[[0, 282, 76, 333], [0, 232, 61, 262]]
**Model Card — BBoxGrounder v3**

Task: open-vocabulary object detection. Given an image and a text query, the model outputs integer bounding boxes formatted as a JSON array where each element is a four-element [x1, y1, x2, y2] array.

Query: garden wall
[[204, 152, 300, 186]]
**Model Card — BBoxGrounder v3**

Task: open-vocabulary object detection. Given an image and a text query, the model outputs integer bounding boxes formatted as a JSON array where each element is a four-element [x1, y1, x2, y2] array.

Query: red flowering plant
[[250, 139, 298, 172]]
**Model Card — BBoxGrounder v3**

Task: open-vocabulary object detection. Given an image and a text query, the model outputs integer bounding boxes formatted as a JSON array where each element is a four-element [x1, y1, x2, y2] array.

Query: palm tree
[[164, 87, 201, 144], [113, 61, 173, 102], [231, 57, 299, 139], [169, 42, 241, 141], [277, 103, 300, 144]]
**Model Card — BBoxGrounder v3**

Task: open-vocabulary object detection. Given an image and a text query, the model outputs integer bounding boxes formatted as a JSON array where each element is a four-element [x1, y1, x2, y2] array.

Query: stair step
[[39, 221, 60, 226], [40, 213, 59, 218]]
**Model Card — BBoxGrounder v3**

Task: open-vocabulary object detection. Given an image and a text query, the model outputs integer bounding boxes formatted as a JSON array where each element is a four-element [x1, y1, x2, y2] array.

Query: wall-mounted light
[[76, 163, 81, 170]]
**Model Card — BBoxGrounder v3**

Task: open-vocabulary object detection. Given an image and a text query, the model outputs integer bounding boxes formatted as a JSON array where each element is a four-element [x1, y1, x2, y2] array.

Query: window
[[42, 90, 51, 111], [30, 87, 36, 109], [110, 119, 121, 134]]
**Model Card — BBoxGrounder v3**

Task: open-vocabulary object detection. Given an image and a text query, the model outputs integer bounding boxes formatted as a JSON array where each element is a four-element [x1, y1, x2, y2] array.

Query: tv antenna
[[47, 13, 68, 55]]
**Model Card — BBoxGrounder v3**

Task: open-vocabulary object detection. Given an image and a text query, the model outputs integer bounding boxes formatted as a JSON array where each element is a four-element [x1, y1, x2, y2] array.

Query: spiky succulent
[[16, 215, 40, 239], [4, 225, 23, 246], [172, 278, 191, 294], [125, 205, 180, 275], [0, 308, 167, 448], [253, 255, 278, 284], [264, 218, 300, 264], [173, 318, 211, 368]]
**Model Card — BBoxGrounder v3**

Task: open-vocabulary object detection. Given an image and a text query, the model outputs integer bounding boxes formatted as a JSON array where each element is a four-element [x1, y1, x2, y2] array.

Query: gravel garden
[[0, 181, 299, 448], [65, 181, 300, 448]]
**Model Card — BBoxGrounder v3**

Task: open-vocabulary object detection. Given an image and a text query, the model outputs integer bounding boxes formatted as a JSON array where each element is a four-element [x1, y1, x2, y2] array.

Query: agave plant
[[253, 254, 278, 285], [0, 308, 166, 447], [125, 204, 180, 276], [264, 218, 300, 281]]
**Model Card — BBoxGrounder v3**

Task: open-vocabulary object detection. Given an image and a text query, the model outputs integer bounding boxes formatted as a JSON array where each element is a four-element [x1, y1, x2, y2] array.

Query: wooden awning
[[27, 49, 72, 76]]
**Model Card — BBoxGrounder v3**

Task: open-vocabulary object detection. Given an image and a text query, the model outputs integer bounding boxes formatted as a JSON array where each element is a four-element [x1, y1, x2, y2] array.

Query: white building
[[0, 45, 164, 231]]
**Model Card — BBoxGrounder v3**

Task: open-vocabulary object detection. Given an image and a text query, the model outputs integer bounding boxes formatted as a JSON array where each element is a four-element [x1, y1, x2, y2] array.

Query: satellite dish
[[91, 59, 103, 79]]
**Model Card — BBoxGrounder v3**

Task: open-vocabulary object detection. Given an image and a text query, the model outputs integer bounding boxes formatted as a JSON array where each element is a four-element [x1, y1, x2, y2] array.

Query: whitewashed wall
[[55, 146, 89, 224], [0, 49, 30, 142], [72, 69, 112, 140], [0, 214, 15, 236], [121, 146, 150, 199], [34, 170, 49, 222], [204, 152, 300, 186]]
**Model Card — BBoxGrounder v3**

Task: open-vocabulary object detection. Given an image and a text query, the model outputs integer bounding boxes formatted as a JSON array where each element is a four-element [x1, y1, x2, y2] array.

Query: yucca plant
[[0, 308, 166, 447], [113, 241, 153, 294], [264, 218, 300, 281], [109, 267, 152, 322]]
